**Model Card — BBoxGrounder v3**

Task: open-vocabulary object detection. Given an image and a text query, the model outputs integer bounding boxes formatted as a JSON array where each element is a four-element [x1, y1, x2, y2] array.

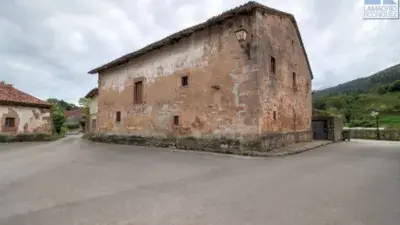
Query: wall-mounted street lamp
[[234, 27, 250, 58], [371, 110, 380, 140]]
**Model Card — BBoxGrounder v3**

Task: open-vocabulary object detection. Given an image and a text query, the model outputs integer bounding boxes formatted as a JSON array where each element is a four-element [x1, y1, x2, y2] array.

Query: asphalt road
[[0, 136, 399, 225]]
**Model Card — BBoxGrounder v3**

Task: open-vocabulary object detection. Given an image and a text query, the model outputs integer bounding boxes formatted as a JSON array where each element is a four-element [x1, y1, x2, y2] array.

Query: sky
[[0, 0, 399, 104]]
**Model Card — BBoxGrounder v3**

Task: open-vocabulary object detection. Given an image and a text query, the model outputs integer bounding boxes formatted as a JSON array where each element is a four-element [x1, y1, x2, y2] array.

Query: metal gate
[[312, 120, 328, 140]]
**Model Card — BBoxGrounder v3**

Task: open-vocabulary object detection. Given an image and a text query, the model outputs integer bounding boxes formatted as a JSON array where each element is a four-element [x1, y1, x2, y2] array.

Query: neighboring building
[[0, 81, 52, 135], [88, 1, 313, 151], [312, 116, 344, 142], [65, 108, 85, 131], [85, 88, 98, 132]]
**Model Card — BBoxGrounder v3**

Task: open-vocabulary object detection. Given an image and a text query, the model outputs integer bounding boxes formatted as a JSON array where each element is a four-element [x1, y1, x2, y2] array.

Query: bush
[[81, 132, 95, 140], [52, 105, 66, 134], [66, 123, 80, 130], [60, 125, 69, 134], [348, 119, 375, 127], [0, 133, 58, 142], [0, 134, 12, 142]]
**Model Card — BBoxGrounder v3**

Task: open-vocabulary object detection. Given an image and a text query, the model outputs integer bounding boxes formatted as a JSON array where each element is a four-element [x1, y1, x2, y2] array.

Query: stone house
[[84, 88, 98, 132], [88, 1, 313, 151], [65, 108, 86, 131], [0, 82, 52, 135]]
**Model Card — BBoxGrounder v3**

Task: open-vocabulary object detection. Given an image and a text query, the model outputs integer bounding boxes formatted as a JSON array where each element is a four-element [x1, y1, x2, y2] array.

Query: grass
[[379, 115, 400, 125]]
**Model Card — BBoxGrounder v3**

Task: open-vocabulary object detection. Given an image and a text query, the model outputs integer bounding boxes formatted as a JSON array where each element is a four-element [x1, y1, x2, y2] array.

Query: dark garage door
[[312, 120, 328, 140]]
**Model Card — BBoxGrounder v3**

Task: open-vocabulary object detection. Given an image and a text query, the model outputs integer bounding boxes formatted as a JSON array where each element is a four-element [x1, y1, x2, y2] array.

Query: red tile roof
[[65, 108, 84, 118], [0, 82, 51, 108]]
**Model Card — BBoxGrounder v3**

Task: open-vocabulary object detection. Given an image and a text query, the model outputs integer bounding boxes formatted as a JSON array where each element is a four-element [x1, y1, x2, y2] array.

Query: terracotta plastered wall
[[255, 11, 312, 135], [98, 13, 261, 140], [88, 96, 98, 132], [0, 105, 52, 134]]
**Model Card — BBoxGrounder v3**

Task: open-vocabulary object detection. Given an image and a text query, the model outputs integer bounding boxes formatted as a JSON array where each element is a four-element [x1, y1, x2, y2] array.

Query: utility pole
[[371, 111, 380, 140], [376, 114, 380, 140]]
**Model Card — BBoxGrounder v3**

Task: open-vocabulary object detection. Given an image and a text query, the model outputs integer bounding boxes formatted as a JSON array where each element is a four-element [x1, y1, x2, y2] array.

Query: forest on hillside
[[313, 64, 400, 128], [314, 63, 400, 97]]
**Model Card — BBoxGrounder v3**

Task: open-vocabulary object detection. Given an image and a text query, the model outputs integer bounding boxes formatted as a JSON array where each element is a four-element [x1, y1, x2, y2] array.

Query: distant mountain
[[314, 63, 400, 96]]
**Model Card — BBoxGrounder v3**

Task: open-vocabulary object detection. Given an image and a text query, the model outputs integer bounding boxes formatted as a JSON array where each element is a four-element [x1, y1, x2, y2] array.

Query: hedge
[[0, 133, 64, 143]]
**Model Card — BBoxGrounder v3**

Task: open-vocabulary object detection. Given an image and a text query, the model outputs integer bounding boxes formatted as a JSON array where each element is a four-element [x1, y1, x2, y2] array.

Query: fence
[[346, 129, 400, 141]]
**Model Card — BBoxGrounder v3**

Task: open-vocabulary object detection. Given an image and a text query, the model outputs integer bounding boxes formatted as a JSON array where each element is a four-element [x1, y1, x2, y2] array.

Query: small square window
[[273, 111, 277, 120], [116, 111, 121, 123], [4, 117, 15, 127], [181, 76, 189, 87], [173, 115, 179, 126]]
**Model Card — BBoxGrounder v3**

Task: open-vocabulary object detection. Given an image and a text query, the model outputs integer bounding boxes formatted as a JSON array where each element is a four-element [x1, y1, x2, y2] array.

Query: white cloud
[[0, 0, 398, 103]]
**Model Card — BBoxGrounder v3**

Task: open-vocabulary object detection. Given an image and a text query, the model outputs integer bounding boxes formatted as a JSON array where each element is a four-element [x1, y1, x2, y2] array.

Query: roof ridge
[[88, 1, 313, 79]]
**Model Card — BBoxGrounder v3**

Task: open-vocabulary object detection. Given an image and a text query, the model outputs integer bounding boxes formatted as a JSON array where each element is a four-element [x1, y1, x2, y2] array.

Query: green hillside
[[313, 64, 400, 128], [314, 63, 400, 96]]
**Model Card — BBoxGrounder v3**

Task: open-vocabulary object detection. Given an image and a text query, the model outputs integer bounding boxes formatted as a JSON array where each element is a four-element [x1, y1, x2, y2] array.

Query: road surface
[[0, 136, 399, 225]]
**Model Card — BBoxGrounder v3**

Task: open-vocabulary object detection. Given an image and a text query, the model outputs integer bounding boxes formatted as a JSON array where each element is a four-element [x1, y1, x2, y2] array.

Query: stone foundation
[[260, 131, 313, 151], [87, 130, 313, 154]]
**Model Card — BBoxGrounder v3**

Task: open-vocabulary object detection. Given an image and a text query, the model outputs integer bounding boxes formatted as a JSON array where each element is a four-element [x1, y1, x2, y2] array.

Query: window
[[173, 115, 179, 126], [181, 76, 189, 87], [292, 72, 297, 90], [134, 81, 143, 104], [270, 56, 276, 74], [92, 119, 97, 130], [116, 111, 121, 124], [273, 111, 277, 120], [4, 117, 15, 127]]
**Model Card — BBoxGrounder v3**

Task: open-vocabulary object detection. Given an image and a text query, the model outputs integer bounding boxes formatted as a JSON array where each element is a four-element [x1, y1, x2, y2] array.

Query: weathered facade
[[0, 82, 52, 135], [85, 88, 99, 133], [88, 1, 313, 152]]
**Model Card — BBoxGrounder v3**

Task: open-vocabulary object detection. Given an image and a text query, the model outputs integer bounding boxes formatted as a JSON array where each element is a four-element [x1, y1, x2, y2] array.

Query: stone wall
[[349, 129, 400, 141], [93, 9, 312, 152], [260, 131, 313, 151], [332, 117, 344, 142], [256, 11, 312, 135], [97, 13, 260, 139], [88, 131, 313, 154], [0, 105, 52, 135]]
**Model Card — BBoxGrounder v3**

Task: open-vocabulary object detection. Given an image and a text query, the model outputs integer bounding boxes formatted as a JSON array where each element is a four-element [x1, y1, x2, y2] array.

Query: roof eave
[[87, 1, 314, 79], [0, 100, 52, 109]]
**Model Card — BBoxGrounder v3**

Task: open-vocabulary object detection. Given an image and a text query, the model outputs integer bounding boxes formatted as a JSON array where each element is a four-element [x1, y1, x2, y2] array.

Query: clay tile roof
[[85, 88, 98, 99], [65, 108, 84, 118], [88, 1, 313, 79], [0, 82, 51, 108]]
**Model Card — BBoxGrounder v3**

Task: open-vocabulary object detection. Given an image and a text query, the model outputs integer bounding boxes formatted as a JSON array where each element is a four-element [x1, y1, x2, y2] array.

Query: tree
[[47, 98, 78, 111], [78, 97, 91, 116], [51, 105, 66, 134], [312, 97, 327, 110]]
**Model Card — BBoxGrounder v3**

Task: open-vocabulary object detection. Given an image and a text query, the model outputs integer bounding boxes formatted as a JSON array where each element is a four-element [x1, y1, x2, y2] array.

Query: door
[[312, 120, 329, 140]]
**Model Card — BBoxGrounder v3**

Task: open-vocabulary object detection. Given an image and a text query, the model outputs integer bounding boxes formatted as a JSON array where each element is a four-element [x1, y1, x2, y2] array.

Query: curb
[[85, 137, 336, 158], [264, 141, 335, 157]]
